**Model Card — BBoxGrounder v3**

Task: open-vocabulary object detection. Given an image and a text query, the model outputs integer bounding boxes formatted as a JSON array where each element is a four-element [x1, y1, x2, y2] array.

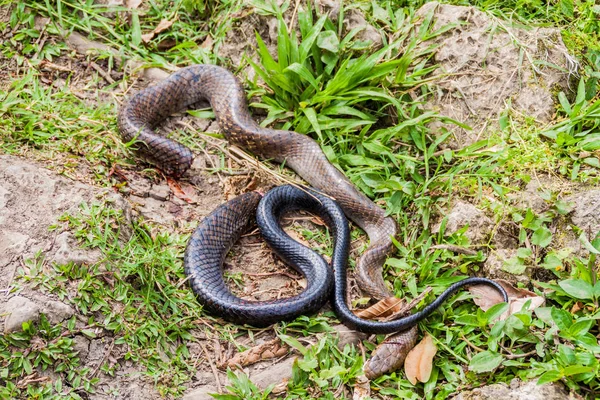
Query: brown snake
[[118, 64, 397, 300]]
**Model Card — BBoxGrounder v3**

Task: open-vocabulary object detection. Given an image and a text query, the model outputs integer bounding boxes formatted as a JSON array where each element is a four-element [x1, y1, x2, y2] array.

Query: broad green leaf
[[468, 351, 503, 373], [301, 107, 321, 138], [550, 307, 573, 330], [316, 30, 339, 53], [503, 257, 527, 275], [532, 227, 552, 248], [278, 334, 307, 355], [297, 356, 318, 371], [563, 365, 594, 376], [537, 370, 563, 385], [284, 63, 320, 90], [319, 365, 347, 380], [558, 279, 595, 300], [298, 15, 327, 60], [579, 232, 600, 255], [568, 319, 594, 337]]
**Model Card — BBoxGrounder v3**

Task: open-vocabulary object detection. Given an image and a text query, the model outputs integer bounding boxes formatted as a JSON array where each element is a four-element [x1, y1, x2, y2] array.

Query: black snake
[[118, 64, 508, 370]]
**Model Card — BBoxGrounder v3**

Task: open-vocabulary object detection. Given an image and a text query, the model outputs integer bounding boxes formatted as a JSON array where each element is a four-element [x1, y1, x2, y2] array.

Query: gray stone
[[3, 296, 40, 333], [250, 357, 296, 389], [0, 155, 130, 296], [343, 9, 382, 48], [51, 231, 102, 267], [433, 200, 492, 243], [41, 299, 75, 324], [454, 379, 572, 400], [129, 195, 171, 225], [182, 385, 220, 400], [72, 335, 91, 360], [148, 184, 171, 201], [566, 190, 600, 236]]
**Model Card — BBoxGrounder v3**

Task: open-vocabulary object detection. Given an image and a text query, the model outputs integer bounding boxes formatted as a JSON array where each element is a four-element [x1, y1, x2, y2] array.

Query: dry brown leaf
[[468, 279, 545, 320], [154, 18, 174, 34], [352, 375, 371, 400], [364, 326, 418, 380], [125, 0, 143, 9], [404, 334, 437, 385], [166, 178, 195, 203], [354, 297, 405, 320], [310, 216, 326, 226], [141, 18, 175, 43], [141, 32, 155, 43], [157, 38, 177, 50], [201, 35, 214, 50], [219, 338, 289, 369], [571, 301, 583, 313]]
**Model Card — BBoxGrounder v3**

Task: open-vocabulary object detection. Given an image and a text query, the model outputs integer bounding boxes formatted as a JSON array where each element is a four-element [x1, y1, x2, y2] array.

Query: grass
[[1, 0, 599, 398]]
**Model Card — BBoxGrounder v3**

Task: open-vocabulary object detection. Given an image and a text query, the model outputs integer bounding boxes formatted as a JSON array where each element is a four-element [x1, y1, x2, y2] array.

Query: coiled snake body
[[118, 64, 507, 333]]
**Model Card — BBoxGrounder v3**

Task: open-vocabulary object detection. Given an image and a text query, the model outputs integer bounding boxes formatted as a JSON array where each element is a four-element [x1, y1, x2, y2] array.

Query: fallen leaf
[[310, 216, 327, 226], [201, 35, 214, 50], [219, 338, 289, 369], [404, 333, 437, 385], [125, 0, 142, 9], [141, 18, 176, 43], [363, 326, 418, 380], [167, 178, 196, 204], [157, 38, 177, 50], [154, 18, 174, 34], [571, 301, 583, 313], [355, 297, 405, 320], [352, 374, 371, 400], [468, 279, 545, 320], [141, 32, 155, 43]]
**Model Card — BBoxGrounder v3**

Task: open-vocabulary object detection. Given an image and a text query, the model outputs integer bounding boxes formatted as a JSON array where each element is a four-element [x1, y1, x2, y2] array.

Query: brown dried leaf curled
[[141, 18, 175, 43], [219, 338, 289, 369], [404, 333, 437, 385], [468, 279, 545, 320], [355, 297, 405, 320]]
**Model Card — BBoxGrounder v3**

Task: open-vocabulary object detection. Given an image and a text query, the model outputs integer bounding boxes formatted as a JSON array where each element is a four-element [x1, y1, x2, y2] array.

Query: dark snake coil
[[118, 64, 508, 333]]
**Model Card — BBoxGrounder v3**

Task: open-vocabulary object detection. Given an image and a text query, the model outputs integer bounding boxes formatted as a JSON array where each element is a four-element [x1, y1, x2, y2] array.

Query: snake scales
[[118, 64, 507, 333]]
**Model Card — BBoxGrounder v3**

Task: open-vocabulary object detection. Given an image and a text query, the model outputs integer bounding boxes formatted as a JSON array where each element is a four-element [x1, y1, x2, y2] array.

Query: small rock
[[433, 201, 493, 243], [415, 2, 573, 148], [3, 296, 40, 333], [332, 324, 368, 349], [316, 0, 341, 21], [129, 195, 170, 224], [566, 190, 600, 236], [454, 379, 572, 400], [72, 335, 91, 360], [127, 177, 152, 197], [181, 385, 220, 400], [41, 299, 75, 324], [343, 9, 382, 48], [193, 371, 215, 386], [250, 357, 296, 389], [51, 231, 102, 266], [149, 184, 171, 201]]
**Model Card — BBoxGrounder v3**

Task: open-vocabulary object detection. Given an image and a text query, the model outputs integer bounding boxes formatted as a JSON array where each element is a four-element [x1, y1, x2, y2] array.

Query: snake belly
[[118, 64, 396, 302], [185, 185, 509, 332]]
